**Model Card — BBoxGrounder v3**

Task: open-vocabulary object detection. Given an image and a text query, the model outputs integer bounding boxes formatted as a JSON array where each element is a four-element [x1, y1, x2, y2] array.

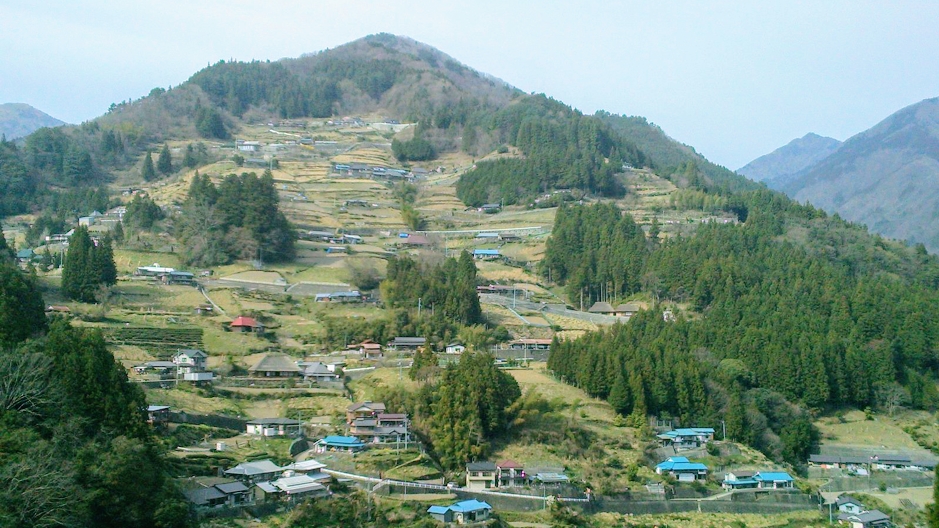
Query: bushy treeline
[[380, 252, 483, 326], [545, 197, 939, 464], [188, 57, 403, 118], [456, 96, 647, 206], [176, 171, 295, 266], [0, 263, 192, 527]]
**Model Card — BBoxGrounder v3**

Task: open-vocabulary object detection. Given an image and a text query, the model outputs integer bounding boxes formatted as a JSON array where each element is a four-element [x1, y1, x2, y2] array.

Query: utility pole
[[418, 297, 422, 317]]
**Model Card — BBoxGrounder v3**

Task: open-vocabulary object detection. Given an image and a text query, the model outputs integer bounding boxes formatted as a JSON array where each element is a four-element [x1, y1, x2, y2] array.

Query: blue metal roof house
[[753, 471, 794, 489], [656, 427, 715, 450], [427, 499, 492, 524], [655, 456, 709, 481], [473, 249, 501, 260], [314, 435, 365, 453]]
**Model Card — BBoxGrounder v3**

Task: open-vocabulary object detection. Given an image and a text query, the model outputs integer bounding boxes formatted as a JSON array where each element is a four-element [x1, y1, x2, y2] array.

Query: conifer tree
[[927, 465, 939, 527], [141, 151, 156, 181], [157, 144, 173, 175]]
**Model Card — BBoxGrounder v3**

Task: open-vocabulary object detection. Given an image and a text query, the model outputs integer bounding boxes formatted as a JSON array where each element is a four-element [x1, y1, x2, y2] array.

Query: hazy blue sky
[[2, 1, 937, 169]]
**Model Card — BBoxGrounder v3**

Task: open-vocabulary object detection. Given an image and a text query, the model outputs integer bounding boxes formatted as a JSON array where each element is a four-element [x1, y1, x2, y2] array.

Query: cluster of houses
[[304, 230, 363, 245], [464, 460, 569, 492], [833, 495, 891, 528], [654, 456, 796, 489], [331, 162, 426, 180], [345, 401, 411, 445], [809, 453, 937, 472], [132, 348, 214, 382], [184, 458, 332, 510]]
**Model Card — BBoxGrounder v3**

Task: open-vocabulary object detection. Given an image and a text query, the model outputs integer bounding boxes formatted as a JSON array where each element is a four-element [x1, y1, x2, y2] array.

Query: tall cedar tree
[[141, 151, 156, 181], [157, 144, 173, 175], [61, 226, 116, 302], [0, 229, 12, 261]]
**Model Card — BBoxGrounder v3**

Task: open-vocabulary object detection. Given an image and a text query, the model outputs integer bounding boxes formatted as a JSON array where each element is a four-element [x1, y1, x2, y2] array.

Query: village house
[[132, 360, 176, 377], [614, 303, 641, 317], [246, 418, 301, 437], [269, 475, 329, 504], [657, 427, 716, 450], [248, 354, 302, 378], [527, 472, 571, 489], [753, 471, 794, 489], [465, 461, 497, 491], [172, 349, 213, 381], [346, 401, 386, 422], [282, 460, 330, 483], [230, 315, 264, 333], [313, 435, 366, 453], [15, 248, 35, 264], [163, 270, 196, 285], [508, 338, 552, 351], [496, 460, 526, 488], [472, 248, 501, 260], [721, 470, 758, 490], [183, 481, 252, 509], [427, 499, 492, 525], [478, 203, 501, 213], [397, 233, 430, 247], [499, 233, 521, 243], [655, 456, 709, 482], [302, 361, 341, 383], [837, 510, 891, 528], [136, 263, 175, 277], [224, 460, 284, 485], [837, 495, 865, 514], [147, 405, 170, 426], [445, 342, 466, 354], [314, 290, 364, 303], [389, 336, 426, 351], [349, 413, 410, 444], [587, 301, 615, 314]]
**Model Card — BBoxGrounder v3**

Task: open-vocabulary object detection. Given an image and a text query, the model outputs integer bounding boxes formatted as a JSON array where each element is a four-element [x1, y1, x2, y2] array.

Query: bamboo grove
[[545, 195, 939, 464]]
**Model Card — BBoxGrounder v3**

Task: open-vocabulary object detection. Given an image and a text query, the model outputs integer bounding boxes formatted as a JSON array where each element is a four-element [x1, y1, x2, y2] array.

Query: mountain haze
[[779, 97, 939, 251], [0, 102, 65, 139], [737, 132, 841, 185]]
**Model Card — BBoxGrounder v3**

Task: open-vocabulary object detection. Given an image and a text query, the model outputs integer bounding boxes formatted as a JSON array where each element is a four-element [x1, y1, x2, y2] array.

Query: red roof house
[[231, 316, 264, 333]]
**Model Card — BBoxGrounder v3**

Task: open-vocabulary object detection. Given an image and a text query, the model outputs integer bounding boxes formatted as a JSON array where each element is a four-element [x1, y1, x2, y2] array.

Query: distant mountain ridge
[[737, 132, 841, 185], [0, 103, 65, 139], [764, 97, 939, 251]]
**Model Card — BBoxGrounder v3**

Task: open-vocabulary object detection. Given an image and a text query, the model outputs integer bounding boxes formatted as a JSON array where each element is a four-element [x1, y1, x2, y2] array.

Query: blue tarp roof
[[473, 249, 500, 256], [657, 457, 707, 472]]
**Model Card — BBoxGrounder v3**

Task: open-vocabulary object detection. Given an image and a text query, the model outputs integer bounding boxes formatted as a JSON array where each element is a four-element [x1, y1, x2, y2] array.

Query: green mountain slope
[[597, 112, 761, 193], [779, 97, 939, 251]]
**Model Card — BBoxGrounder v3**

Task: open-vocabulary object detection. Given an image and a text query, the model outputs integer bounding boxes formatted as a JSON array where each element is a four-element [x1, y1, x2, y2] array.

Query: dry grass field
[[815, 410, 923, 451]]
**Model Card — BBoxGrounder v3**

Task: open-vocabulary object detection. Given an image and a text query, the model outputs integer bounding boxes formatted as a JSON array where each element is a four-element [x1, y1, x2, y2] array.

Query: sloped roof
[[273, 475, 325, 494], [587, 302, 615, 313], [754, 471, 793, 482], [449, 499, 492, 513], [183, 486, 226, 505], [249, 354, 301, 373], [215, 481, 249, 494], [837, 495, 863, 507], [614, 303, 641, 313], [319, 435, 365, 447], [303, 362, 334, 376], [231, 316, 260, 328], [177, 348, 207, 357], [497, 459, 523, 469], [427, 505, 450, 515], [466, 461, 497, 471], [348, 401, 386, 413], [225, 459, 283, 476]]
